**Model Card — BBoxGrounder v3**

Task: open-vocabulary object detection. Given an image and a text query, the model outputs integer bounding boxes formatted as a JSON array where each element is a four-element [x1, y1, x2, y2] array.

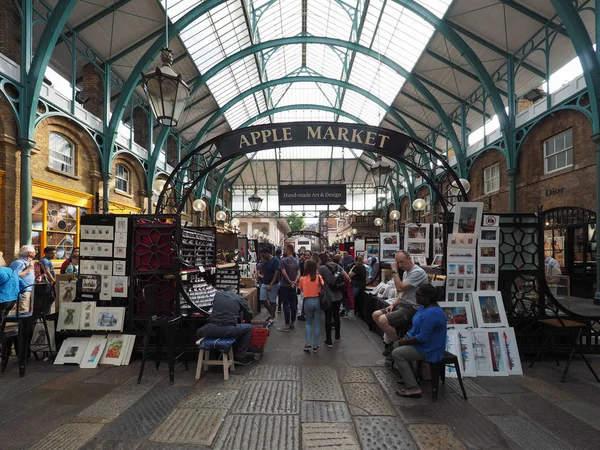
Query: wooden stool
[[196, 338, 237, 381]]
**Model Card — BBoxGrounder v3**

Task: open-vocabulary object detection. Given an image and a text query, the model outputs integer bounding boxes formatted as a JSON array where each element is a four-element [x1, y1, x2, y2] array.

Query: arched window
[[115, 163, 130, 194], [49, 133, 74, 175]]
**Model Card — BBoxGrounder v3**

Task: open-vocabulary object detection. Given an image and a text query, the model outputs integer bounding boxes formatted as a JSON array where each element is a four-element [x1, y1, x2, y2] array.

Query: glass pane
[[566, 148, 573, 166], [32, 198, 43, 230], [565, 129, 573, 148], [32, 231, 41, 259], [547, 155, 556, 172], [545, 139, 554, 156], [556, 150, 566, 169], [47, 232, 75, 258]]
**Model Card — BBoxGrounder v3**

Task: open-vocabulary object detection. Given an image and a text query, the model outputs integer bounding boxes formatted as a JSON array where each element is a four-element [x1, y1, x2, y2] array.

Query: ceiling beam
[[401, 91, 469, 131], [503, 1, 569, 38], [106, 28, 164, 65], [58, 0, 134, 43]]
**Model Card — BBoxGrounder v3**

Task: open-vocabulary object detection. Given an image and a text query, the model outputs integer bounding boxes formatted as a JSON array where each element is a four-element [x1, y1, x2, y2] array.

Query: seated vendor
[[197, 289, 254, 365], [372, 250, 428, 356], [392, 283, 447, 398]]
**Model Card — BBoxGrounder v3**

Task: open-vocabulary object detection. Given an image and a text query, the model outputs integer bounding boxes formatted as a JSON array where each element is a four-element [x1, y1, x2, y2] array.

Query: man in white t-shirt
[[372, 250, 428, 356]]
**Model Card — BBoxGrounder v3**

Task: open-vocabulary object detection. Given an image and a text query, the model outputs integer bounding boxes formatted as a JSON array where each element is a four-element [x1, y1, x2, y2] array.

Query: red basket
[[249, 327, 269, 349]]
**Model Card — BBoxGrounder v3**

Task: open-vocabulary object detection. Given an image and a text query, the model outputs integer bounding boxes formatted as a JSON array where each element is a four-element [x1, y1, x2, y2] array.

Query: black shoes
[[297, 315, 306, 321], [325, 339, 333, 348], [234, 357, 253, 366], [382, 343, 393, 357]]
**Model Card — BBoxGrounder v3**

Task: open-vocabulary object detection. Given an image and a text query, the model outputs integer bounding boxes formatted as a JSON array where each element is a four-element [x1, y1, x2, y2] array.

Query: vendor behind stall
[[197, 289, 254, 365]]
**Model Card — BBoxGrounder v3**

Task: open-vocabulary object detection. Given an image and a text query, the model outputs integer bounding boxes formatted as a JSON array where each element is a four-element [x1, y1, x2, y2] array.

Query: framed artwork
[[55, 275, 76, 310], [99, 275, 112, 300], [115, 217, 128, 231], [380, 232, 399, 262], [413, 255, 427, 266], [448, 233, 477, 249], [114, 246, 127, 259], [30, 321, 56, 352], [472, 291, 509, 328], [100, 334, 128, 366], [434, 240, 444, 255], [478, 261, 498, 277], [445, 291, 457, 302], [354, 239, 365, 252], [438, 301, 475, 328], [432, 254, 443, 266], [406, 224, 428, 240], [111, 276, 129, 298], [80, 274, 101, 294], [114, 233, 127, 247], [433, 223, 443, 241], [80, 336, 107, 369], [407, 242, 427, 256], [54, 337, 89, 365], [79, 301, 96, 330], [446, 330, 476, 377], [472, 329, 509, 376], [381, 249, 397, 260], [93, 307, 125, 332], [480, 227, 500, 244], [452, 202, 483, 237], [478, 278, 498, 291], [479, 244, 498, 260], [499, 327, 523, 375], [446, 249, 476, 262], [56, 302, 81, 331], [380, 232, 399, 246]]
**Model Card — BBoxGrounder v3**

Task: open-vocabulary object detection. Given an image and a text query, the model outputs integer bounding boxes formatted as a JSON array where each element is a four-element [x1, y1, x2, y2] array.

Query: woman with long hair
[[318, 252, 349, 347], [347, 255, 367, 316], [298, 259, 323, 353]]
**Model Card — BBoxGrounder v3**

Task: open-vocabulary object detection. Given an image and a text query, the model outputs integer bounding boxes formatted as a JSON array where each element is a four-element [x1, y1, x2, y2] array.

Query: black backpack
[[326, 263, 345, 291]]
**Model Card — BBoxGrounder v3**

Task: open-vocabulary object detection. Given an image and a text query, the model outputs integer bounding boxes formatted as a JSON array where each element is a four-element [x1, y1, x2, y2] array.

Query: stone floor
[[1, 311, 600, 450]]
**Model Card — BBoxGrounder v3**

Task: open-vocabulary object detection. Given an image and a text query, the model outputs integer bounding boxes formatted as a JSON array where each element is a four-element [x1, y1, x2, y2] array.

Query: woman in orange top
[[298, 259, 324, 353]]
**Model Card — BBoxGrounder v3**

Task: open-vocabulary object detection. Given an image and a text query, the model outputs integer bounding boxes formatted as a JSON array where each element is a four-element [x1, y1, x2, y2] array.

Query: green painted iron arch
[[155, 122, 468, 217]]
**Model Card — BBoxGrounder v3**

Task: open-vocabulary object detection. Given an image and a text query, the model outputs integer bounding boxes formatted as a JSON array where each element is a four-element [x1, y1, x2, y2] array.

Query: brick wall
[[400, 196, 410, 223], [81, 64, 104, 119], [467, 149, 510, 213], [133, 107, 148, 148], [0, 0, 21, 62], [111, 155, 146, 211], [0, 94, 19, 256], [416, 185, 433, 223]]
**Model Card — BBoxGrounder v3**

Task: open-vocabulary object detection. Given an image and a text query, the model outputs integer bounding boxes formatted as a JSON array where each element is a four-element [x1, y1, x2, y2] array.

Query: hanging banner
[[279, 184, 346, 205]]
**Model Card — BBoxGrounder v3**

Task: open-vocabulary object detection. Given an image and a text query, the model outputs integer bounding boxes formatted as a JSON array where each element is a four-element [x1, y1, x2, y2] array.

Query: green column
[[102, 172, 110, 214], [17, 138, 35, 246], [592, 133, 600, 305], [507, 168, 519, 213]]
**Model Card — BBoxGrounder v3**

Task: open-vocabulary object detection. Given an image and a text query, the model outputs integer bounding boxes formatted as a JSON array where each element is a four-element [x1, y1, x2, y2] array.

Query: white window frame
[[544, 129, 573, 174], [483, 163, 500, 194], [115, 163, 130, 194], [424, 194, 431, 213], [49, 132, 74, 175]]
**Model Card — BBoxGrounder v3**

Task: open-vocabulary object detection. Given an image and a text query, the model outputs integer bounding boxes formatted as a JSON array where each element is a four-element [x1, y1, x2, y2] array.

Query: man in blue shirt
[[9, 245, 36, 313], [258, 247, 280, 321], [39, 246, 57, 313], [392, 283, 447, 398]]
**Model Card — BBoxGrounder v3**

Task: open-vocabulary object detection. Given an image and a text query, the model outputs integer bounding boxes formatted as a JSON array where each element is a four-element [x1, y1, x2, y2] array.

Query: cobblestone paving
[[2, 313, 600, 449]]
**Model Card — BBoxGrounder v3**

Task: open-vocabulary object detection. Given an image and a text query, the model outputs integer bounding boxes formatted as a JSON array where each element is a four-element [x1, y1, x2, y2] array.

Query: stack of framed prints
[[403, 224, 430, 262], [445, 233, 477, 303], [478, 226, 500, 292], [56, 302, 125, 332], [54, 333, 135, 368], [380, 232, 400, 263]]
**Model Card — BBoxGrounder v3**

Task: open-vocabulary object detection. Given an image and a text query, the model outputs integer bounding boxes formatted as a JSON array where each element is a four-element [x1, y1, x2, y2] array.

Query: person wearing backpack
[[318, 253, 349, 348]]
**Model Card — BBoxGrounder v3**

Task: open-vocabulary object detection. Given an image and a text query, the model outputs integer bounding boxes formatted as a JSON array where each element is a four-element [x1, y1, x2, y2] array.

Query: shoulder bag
[[318, 275, 331, 311]]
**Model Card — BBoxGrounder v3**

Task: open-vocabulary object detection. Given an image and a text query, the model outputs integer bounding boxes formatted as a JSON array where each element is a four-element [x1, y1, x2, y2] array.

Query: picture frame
[[445, 290, 458, 302], [380, 232, 399, 246], [93, 307, 125, 332], [446, 277, 476, 291], [433, 223, 443, 241], [480, 227, 500, 244], [30, 321, 56, 353], [99, 334, 128, 366], [412, 255, 427, 266], [438, 301, 475, 328], [406, 224, 428, 240], [478, 278, 498, 291], [54, 337, 89, 365], [448, 233, 477, 249], [406, 242, 427, 256], [432, 254, 443, 266], [446, 249, 476, 262], [56, 302, 81, 331], [380, 232, 399, 262], [55, 275, 77, 310], [452, 202, 483, 237], [80, 336, 107, 369], [478, 261, 498, 277], [115, 217, 128, 232], [498, 327, 523, 375], [446, 330, 476, 377], [479, 244, 499, 260], [472, 329, 509, 376], [472, 291, 509, 328], [111, 276, 129, 298]]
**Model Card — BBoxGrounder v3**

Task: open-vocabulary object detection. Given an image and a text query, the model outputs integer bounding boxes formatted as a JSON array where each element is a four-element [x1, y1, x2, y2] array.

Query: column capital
[[16, 138, 36, 152], [592, 133, 600, 144], [506, 168, 519, 177]]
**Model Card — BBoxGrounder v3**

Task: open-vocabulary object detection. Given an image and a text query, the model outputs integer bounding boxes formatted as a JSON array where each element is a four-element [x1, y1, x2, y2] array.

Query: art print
[[448, 264, 457, 275], [381, 233, 399, 246], [446, 249, 476, 262], [446, 330, 476, 377], [446, 291, 457, 302], [479, 245, 498, 260], [412, 255, 427, 266], [80, 336, 107, 369], [473, 292, 509, 328], [499, 327, 523, 375], [80, 274, 101, 294], [113, 260, 126, 276], [111, 276, 129, 298], [56, 276, 76, 309], [448, 233, 477, 249], [472, 330, 509, 376], [480, 227, 500, 244], [432, 254, 443, 266], [478, 278, 498, 291], [54, 337, 89, 365], [438, 301, 474, 328], [114, 233, 127, 247], [407, 242, 427, 256], [453, 202, 483, 237], [114, 246, 127, 259], [450, 277, 476, 291], [115, 217, 128, 232], [381, 249, 397, 260], [99, 334, 127, 365], [30, 321, 56, 352], [56, 302, 81, 331], [478, 262, 497, 276], [94, 307, 125, 331], [434, 240, 444, 255], [79, 301, 96, 329]]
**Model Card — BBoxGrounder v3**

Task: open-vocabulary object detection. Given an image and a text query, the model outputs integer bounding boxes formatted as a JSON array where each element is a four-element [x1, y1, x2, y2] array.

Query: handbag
[[318, 275, 331, 311]]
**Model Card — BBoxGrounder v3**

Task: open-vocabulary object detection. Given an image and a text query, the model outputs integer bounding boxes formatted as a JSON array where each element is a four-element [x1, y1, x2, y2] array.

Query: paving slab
[[489, 415, 572, 450], [232, 380, 300, 414], [96, 386, 190, 440], [473, 376, 531, 394], [29, 423, 104, 450], [468, 397, 518, 416], [75, 376, 162, 423], [214, 414, 300, 450], [556, 400, 600, 431], [343, 383, 396, 416], [433, 392, 511, 448], [139, 443, 210, 450], [354, 416, 418, 450], [301, 423, 361, 450], [444, 377, 494, 397], [0, 389, 59, 425], [247, 364, 300, 380], [302, 366, 345, 401], [148, 407, 226, 446], [79, 439, 143, 450], [337, 366, 376, 383], [193, 372, 248, 390], [501, 393, 598, 450], [84, 365, 141, 384], [395, 405, 441, 424], [407, 424, 466, 450], [301, 401, 352, 423], [526, 366, 600, 403], [371, 367, 427, 406], [182, 388, 239, 409], [0, 370, 63, 400], [511, 375, 576, 402], [39, 367, 108, 389]]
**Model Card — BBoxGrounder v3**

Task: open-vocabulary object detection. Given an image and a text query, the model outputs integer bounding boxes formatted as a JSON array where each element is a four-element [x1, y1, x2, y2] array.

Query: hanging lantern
[[152, 179, 167, 196], [253, 229, 259, 237], [351, 228, 358, 235], [141, 48, 190, 127], [369, 155, 393, 190], [450, 178, 471, 195], [192, 198, 206, 212], [248, 190, 263, 212]]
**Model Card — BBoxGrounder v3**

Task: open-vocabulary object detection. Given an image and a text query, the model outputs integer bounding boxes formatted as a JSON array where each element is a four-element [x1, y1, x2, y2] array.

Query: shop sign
[[545, 188, 565, 196], [279, 184, 346, 205]]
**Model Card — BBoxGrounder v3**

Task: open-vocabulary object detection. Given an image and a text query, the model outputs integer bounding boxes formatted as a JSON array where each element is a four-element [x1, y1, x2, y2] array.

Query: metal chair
[[429, 351, 468, 402]]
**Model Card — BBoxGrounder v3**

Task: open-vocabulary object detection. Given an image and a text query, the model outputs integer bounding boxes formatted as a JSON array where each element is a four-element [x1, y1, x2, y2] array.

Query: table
[[240, 288, 259, 316]]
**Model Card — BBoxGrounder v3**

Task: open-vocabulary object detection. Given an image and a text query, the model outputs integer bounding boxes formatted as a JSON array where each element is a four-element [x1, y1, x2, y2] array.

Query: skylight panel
[[254, 0, 302, 41], [306, 45, 346, 81], [307, 0, 353, 39], [342, 90, 387, 125], [263, 45, 303, 81], [348, 54, 405, 105]]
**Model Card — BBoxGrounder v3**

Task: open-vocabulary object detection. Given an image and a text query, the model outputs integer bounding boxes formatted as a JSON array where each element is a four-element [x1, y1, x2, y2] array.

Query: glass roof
[[165, 0, 452, 145]]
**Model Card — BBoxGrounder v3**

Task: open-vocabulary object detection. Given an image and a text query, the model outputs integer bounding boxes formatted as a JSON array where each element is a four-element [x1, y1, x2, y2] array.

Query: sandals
[[395, 389, 422, 398]]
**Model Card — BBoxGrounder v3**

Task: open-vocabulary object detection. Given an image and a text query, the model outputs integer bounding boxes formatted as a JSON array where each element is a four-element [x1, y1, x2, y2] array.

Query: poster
[[379, 232, 399, 263]]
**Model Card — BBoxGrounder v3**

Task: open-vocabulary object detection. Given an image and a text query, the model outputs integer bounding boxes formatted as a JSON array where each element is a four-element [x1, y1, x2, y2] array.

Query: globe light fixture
[[450, 178, 471, 194], [248, 190, 263, 212], [374, 217, 383, 227], [230, 218, 240, 228], [412, 198, 426, 211], [369, 155, 393, 190], [253, 229, 259, 237], [352, 228, 358, 235], [390, 210, 401, 220], [216, 210, 227, 222], [192, 198, 206, 212]]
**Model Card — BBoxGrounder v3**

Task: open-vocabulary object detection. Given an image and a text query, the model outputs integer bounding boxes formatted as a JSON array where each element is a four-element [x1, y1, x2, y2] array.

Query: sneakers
[[382, 344, 393, 357], [234, 357, 253, 366], [303, 344, 312, 352], [325, 339, 333, 348], [335, 335, 341, 342], [277, 326, 291, 332], [312, 346, 321, 353]]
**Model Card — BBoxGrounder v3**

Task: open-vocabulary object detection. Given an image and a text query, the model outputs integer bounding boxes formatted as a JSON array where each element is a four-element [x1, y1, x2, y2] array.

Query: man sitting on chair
[[197, 289, 254, 365], [372, 250, 428, 356]]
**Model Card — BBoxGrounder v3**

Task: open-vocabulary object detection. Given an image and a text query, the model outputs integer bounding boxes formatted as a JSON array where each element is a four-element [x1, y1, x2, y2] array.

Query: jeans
[[391, 345, 426, 389], [325, 300, 342, 341], [197, 323, 253, 360], [279, 286, 297, 325], [304, 297, 321, 347]]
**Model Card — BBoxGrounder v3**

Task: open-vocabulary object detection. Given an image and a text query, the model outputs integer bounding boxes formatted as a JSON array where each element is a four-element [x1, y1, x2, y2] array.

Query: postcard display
[[380, 232, 400, 263], [441, 204, 522, 378], [404, 224, 430, 266]]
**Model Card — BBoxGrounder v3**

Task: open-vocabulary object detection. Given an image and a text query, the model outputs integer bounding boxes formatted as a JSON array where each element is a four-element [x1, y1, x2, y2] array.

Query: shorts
[[260, 283, 280, 303], [380, 302, 417, 327]]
